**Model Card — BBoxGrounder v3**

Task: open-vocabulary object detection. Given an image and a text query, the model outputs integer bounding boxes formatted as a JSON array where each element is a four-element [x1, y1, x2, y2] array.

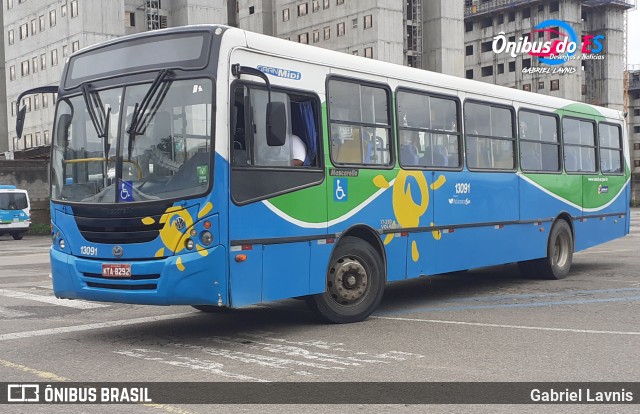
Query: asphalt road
[[1, 210, 639, 413]]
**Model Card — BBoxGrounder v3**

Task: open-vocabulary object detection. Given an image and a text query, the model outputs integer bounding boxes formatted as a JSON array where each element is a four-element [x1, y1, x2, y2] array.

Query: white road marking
[[0, 288, 108, 309], [371, 316, 640, 336], [115, 348, 267, 382], [0, 305, 31, 318], [0, 312, 196, 341]]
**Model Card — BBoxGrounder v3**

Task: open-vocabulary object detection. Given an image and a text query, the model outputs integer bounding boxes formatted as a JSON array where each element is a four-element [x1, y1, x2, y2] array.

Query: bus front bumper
[[50, 246, 227, 306]]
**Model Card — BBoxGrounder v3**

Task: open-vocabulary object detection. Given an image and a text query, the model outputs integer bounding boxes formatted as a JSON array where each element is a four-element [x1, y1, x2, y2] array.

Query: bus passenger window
[[464, 101, 515, 170], [563, 118, 596, 173], [519, 110, 560, 172]]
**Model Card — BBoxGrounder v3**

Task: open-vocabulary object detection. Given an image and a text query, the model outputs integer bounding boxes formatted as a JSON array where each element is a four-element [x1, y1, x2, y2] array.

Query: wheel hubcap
[[553, 233, 569, 268], [328, 258, 368, 306]]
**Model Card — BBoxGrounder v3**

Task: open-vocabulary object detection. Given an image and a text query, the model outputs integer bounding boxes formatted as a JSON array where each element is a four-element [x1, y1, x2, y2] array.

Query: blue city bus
[[0, 185, 31, 240], [16, 25, 630, 323]]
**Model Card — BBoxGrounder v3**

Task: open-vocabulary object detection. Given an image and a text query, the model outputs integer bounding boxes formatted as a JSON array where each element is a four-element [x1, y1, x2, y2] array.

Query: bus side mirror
[[16, 106, 27, 139], [266, 102, 286, 147]]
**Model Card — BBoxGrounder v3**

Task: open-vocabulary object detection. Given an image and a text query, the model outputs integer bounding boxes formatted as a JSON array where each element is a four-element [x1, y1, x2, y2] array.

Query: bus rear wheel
[[12, 232, 24, 240], [306, 236, 385, 324], [519, 220, 573, 280]]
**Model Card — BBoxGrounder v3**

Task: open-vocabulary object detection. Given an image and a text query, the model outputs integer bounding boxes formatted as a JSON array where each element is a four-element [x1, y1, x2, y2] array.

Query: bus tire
[[521, 220, 573, 280], [191, 305, 227, 313], [306, 236, 385, 324], [12, 233, 24, 240]]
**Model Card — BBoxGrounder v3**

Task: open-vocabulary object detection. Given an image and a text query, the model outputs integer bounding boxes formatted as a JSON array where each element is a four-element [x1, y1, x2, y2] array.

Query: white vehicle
[[0, 185, 31, 240]]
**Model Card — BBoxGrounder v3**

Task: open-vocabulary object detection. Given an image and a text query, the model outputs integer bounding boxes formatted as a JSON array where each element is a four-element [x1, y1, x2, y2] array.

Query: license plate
[[13, 217, 18, 223], [102, 264, 131, 278]]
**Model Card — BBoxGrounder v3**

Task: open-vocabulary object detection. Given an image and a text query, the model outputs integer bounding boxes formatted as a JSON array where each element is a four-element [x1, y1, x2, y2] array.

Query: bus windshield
[[51, 78, 213, 203]]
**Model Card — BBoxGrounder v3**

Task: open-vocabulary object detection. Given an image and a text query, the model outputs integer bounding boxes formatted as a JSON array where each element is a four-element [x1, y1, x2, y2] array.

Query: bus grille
[[72, 202, 173, 244], [86, 282, 157, 291]]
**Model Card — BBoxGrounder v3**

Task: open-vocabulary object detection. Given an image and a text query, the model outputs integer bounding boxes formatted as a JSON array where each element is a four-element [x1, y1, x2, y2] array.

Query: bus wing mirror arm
[[16, 85, 59, 139]]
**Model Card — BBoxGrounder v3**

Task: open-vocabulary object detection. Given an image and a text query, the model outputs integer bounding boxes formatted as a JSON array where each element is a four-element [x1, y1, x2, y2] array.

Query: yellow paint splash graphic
[[430, 222, 442, 240], [411, 240, 420, 262], [430, 175, 446, 190], [373, 175, 390, 189], [155, 247, 165, 258], [196, 244, 208, 257], [176, 257, 185, 271], [383, 233, 395, 245], [198, 202, 213, 219], [141, 216, 156, 225]]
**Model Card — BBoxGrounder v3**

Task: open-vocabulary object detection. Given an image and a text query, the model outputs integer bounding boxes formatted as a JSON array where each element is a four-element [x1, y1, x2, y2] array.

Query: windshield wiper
[[125, 69, 173, 161], [81, 83, 111, 187]]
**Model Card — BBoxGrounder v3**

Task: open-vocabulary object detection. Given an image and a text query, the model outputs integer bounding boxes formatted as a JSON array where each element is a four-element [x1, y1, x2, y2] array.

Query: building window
[[249, 6, 254, 14], [523, 8, 530, 18], [523, 58, 531, 68], [40, 53, 46, 70], [31, 18, 36, 35], [481, 65, 493, 77], [125, 11, 135, 27], [538, 4, 544, 12], [298, 3, 308, 17], [550, 79, 560, 91], [20, 23, 28, 40], [11, 101, 16, 117], [323, 26, 330, 40], [634, 143, 640, 150], [35, 132, 41, 146], [72, 40, 79, 52], [523, 84, 531, 92], [497, 14, 504, 25], [364, 14, 372, 29], [71, 0, 78, 17], [352, 18, 358, 28], [337, 22, 345, 36], [323, 0, 329, 9], [32, 57, 38, 73], [582, 84, 587, 95], [50, 10, 56, 27], [23, 97, 31, 113], [466, 69, 473, 79], [509, 61, 516, 72], [44, 130, 50, 145], [51, 49, 58, 66], [538, 81, 544, 90], [481, 17, 492, 29], [62, 44, 69, 57], [498, 63, 504, 74], [61, 3, 67, 17], [465, 21, 473, 32], [364, 47, 373, 58], [465, 45, 473, 56], [481, 41, 492, 53], [8, 29, 14, 45], [34, 95, 40, 111], [9, 65, 15, 81], [312, 0, 319, 12], [337, 0, 344, 4], [313, 30, 319, 43], [298, 32, 308, 44], [635, 126, 640, 134], [550, 1, 559, 13], [39, 15, 45, 31], [550, 27, 559, 39], [21, 60, 29, 77], [282, 8, 289, 21], [635, 160, 640, 168], [634, 109, 640, 117], [352, 50, 358, 56], [7, 0, 13, 10], [43, 94, 48, 108], [508, 11, 515, 22]]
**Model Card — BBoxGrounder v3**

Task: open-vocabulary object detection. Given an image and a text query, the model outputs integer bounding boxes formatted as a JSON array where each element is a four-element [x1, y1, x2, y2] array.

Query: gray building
[[629, 67, 640, 201], [3, 0, 227, 157]]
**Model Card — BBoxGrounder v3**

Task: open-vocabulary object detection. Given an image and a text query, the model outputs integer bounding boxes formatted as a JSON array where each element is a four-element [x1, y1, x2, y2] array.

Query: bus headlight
[[185, 239, 194, 250], [59, 239, 66, 249], [200, 231, 213, 246], [190, 228, 197, 237]]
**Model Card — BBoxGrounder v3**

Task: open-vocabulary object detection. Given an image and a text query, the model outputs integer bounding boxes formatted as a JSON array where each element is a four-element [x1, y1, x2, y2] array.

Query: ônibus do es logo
[[492, 19, 605, 74]]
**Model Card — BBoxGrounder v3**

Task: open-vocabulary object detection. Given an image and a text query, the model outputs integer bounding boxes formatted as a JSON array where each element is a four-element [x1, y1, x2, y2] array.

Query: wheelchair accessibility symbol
[[334, 178, 348, 202], [119, 180, 134, 202]]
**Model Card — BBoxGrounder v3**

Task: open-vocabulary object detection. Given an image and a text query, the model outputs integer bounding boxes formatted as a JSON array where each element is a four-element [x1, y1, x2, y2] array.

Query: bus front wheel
[[306, 236, 385, 324], [519, 220, 573, 280]]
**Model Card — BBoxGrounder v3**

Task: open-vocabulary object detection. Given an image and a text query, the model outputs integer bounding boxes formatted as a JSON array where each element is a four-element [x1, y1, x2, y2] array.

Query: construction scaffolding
[[405, 0, 422, 68], [464, 0, 636, 18]]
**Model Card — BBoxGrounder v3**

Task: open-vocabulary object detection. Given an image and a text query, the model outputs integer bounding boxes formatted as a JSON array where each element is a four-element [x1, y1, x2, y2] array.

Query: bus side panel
[[430, 170, 520, 274], [309, 242, 333, 294], [229, 246, 263, 307], [262, 242, 310, 302], [574, 216, 627, 252], [385, 234, 408, 282]]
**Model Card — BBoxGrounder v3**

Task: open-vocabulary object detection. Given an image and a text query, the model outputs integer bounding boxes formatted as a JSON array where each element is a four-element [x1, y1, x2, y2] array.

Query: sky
[[629, 8, 640, 66]]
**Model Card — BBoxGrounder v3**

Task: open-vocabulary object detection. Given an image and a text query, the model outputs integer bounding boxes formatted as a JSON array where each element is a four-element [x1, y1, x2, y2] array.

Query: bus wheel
[[520, 220, 573, 280], [306, 236, 384, 324], [12, 233, 24, 240], [191, 305, 227, 313]]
